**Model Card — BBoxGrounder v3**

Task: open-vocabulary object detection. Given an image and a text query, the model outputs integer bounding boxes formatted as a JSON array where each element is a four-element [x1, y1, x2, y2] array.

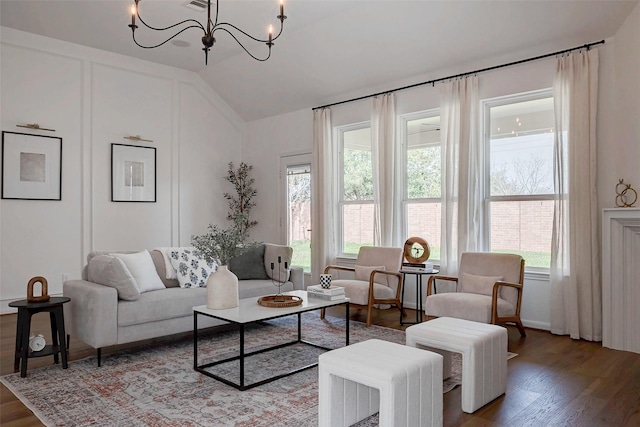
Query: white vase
[[206, 265, 239, 309]]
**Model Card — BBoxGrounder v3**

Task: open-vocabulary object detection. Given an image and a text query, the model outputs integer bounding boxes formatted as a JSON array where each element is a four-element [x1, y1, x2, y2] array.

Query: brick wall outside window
[[289, 199, 553, 255]]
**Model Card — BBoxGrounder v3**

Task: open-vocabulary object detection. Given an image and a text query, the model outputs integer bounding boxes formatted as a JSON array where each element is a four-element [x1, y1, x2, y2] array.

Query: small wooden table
[[9, 296, 70, 378]]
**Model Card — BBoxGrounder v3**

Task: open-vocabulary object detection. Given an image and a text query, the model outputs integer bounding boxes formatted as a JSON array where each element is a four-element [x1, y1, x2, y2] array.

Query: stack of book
[[307, 284, 346, 300], [401, 262, 434, 273]]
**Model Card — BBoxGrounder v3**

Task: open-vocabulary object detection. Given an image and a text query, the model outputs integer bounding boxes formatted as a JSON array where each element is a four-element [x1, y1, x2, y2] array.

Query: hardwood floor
[[2, 307, 640, 426]]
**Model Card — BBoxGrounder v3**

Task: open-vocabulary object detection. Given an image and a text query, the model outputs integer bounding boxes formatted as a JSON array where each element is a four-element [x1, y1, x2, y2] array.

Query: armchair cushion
[[425, 293, 515, 323], [459, 252, 522, 308], [331, 279, 395, 306], [459, 273, 503, 297], [354, 265, 386, 284]]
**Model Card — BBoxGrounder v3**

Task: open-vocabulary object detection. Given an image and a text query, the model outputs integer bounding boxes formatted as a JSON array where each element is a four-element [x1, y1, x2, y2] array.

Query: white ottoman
[[406, 317, 507, 413], [318, 339, 443, 427]]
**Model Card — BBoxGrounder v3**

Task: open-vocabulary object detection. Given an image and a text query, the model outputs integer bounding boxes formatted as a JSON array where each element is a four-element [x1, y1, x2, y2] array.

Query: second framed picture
[[111, 143, 156, 202]]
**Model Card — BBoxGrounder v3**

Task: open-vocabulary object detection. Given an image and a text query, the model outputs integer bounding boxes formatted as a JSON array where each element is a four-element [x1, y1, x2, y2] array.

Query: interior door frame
[[279, 152, 312, 278]]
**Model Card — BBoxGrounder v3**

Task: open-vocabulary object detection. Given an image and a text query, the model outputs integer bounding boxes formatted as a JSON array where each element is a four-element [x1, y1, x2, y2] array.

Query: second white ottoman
[[318, 339, 443, 427], [406, 317, 507, 413]]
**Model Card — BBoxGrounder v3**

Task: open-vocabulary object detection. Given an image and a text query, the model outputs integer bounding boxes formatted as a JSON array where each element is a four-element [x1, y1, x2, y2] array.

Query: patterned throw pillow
[[168, 248, 217, 288]]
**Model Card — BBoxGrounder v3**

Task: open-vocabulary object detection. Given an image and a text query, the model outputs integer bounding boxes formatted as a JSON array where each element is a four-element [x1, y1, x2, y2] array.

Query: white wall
[[599, 1, 640, 209], [244, 27, 640, 331], [0, 28, 245, 313], [244, 109, 313, 243]]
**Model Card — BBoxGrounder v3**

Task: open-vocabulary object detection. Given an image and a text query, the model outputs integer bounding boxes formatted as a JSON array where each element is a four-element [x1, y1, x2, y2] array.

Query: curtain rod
[[312, 40, 605, 111]]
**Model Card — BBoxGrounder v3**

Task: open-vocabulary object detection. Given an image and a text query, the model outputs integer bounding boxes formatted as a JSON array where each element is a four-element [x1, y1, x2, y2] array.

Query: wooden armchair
[[321, 246, 404, 327], [425, 252, 526, 336]]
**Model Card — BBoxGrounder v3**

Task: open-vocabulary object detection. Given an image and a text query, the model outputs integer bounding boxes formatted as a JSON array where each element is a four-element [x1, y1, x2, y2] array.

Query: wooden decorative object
[[27, 276, 50, 303], [403, 237, 431, 263], [257, 295, 303, 308]]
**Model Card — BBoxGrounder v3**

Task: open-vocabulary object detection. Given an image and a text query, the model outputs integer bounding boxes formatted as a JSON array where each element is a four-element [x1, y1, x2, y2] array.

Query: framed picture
[[1, 131, 62, 200], [111, 143, 156, 202]]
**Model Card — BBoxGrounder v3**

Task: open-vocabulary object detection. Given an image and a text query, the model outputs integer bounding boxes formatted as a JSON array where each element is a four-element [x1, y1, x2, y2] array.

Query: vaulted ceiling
[[1, 0, 637, 121]]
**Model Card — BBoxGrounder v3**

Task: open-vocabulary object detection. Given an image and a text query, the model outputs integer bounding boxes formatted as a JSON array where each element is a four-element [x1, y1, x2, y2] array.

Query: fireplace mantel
[[602, 208, 640, 353]]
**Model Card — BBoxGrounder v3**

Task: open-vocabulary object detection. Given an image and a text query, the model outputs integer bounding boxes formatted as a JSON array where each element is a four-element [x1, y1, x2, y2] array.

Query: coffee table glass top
[[193, 290, 349, 324]]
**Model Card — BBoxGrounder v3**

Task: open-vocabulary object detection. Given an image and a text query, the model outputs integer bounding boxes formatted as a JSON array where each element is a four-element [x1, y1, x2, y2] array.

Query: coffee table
[[193, 290, 349, 390]]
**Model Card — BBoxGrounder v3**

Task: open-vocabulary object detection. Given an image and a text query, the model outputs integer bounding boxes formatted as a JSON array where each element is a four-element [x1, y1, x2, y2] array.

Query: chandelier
[[128, 0, 287, 65]]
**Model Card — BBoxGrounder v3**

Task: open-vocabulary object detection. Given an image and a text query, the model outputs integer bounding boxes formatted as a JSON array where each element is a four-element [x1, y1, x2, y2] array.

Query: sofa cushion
[[153, 247, 179, 279], [118, 287, 207, 326], [229, 244, 269, 280], [264, 243, 293, 282], [150, 249, 180, 288], [87, 255, 140, 301], [238, 279, 294, 299], [111, 250, 166, 293], [118, 279, 294, 327], [169, 248, 216, 288]]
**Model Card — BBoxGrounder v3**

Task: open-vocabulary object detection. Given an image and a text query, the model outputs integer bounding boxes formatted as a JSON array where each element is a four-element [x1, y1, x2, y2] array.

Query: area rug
[[2, 314, 466, 427]]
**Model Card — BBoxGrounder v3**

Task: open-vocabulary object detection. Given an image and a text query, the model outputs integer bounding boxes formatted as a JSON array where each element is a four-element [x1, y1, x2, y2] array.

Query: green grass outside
[[492, 249, 550, 268], [291, 240, 311, 272]]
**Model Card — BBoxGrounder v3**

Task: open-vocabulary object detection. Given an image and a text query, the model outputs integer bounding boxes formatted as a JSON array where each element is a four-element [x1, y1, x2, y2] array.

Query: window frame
[[337, 121, 373, 258], [400, 109, 443, 262], [482, 88, 555, 273]]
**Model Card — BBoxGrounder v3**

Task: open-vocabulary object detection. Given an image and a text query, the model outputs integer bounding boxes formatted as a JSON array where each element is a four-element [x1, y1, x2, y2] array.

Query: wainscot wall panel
[[0, 28, 244, 313]]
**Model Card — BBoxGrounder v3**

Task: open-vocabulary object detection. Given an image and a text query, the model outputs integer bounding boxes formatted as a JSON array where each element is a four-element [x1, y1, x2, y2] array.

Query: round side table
[[9, 296, 70, 378]]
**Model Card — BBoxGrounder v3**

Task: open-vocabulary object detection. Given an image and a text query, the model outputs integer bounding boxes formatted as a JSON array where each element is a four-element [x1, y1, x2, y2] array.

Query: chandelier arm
[[213, 19, 284, 43], [212, 27, 272, 62], [133, 25, 205, 49], [213, 0, 220, 27], [137, 12, 205, 33]]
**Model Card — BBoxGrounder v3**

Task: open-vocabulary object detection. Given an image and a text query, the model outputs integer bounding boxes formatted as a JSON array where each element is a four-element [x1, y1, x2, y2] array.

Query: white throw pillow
[[354, 265, 386, 284], [111, 250, 165, 293], [169, 248, 216, 288], [460, 272, 503, 296]]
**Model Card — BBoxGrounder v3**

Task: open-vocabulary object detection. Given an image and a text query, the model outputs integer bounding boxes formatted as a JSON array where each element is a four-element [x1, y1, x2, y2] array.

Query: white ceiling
[[1, 0, 638, 122]]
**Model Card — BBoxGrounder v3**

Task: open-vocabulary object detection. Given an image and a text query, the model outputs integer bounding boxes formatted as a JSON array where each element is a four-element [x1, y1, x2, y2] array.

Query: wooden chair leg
[[396, 299, 406, 317], [320, 308, 326, 319], [515, 320, 526, 337], [366, 305, 373, 327]]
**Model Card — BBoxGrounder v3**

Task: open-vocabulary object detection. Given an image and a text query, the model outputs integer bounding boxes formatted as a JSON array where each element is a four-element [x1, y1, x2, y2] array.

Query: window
[[403, 112, 442, 261], [334, 89, 553, 272], [339, 124, 373, 255], [485, 91, 555, 269]]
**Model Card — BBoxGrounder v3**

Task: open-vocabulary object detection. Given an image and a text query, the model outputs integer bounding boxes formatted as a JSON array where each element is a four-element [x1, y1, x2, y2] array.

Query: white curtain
[[439, 76, 483, 275], [550, 49, 601, 341], [371, 93, 400, 247], [311, 108, 337, 285]]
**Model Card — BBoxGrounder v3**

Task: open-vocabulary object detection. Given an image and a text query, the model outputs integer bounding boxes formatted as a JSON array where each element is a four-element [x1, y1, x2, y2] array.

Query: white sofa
[[63, 244, 303, 366]]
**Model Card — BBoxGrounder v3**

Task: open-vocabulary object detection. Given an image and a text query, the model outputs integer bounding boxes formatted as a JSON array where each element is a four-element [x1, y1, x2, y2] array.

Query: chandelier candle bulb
[[280, 0, 284, 18]]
